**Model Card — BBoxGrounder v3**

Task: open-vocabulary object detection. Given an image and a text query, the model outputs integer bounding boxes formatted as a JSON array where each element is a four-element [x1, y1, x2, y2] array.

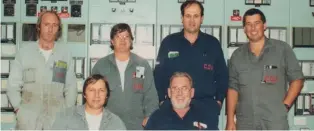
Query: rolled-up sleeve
[[284, 44, 304, 82], [228, 54, 239, 92]]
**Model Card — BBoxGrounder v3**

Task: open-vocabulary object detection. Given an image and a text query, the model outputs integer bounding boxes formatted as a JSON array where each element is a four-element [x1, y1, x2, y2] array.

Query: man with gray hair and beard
[[144, 72, 218, 130]]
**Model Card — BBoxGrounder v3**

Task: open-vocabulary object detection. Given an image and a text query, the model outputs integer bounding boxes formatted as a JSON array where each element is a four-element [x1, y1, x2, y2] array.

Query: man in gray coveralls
[[7, 11, 77, 130], [92, 23, 159, 130], [226, 8, 304, 130]]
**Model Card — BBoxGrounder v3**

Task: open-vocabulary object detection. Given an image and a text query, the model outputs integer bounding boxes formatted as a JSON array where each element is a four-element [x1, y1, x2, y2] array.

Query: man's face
[[244, 14, 266, 43], [111, 30, 132, 53], [182, 4, 203, 34], [168, 76, 194, 109], [39, 13, 59, 42], [84, 80, 107, 110]]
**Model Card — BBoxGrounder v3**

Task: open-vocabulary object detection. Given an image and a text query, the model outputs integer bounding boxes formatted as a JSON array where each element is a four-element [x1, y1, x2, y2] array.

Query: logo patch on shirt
[[262, 75, 278, 84], [133, 83, 143, 91], [193, 121, 207, 129], [204, 64, 214, 70], [168, 51, 179, 58]]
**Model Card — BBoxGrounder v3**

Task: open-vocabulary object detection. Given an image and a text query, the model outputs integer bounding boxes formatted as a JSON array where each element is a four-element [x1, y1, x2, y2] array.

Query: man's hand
[[225, 120, 236, 131], [283, 103, 291, 112], [217, 101, 222, 108], [142, 117, 149, 127]]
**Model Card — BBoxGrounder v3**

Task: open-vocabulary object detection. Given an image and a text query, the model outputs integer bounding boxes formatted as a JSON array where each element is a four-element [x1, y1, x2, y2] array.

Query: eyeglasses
[[171, 87, 191, 94]]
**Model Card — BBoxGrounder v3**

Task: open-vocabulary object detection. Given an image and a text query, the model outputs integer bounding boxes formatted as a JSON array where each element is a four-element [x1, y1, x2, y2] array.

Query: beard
[[171, 99, 190, 109]]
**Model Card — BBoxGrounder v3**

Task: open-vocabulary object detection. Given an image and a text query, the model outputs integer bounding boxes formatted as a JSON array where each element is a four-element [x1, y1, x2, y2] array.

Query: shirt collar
[[36, 40, 60, 54], [246, 37, 273, 55], [77, 104, 112, 125], [178, 29, 204, 45]]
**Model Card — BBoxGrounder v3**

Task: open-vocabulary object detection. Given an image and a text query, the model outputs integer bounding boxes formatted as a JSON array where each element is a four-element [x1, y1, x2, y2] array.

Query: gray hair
[[169, 72, 193, 87]]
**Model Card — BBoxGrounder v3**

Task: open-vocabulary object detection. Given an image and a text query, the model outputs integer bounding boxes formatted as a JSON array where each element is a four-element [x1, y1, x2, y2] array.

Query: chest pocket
[[238, 68, 251, 87], [23, 68, 36, 83], [262, 65, 280, 84], [132, 78, 144, 93], [52, 60, 67, 84], [168, 56, 184, 70]]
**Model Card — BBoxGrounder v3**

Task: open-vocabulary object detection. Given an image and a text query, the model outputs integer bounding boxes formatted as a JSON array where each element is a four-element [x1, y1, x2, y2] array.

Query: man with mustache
[[145, 72, 217, 130]]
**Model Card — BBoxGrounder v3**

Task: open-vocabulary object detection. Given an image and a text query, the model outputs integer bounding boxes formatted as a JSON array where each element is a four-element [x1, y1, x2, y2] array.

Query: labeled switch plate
[[51, 6, 58, 13], [26, 4, 37, 16], [4, 4, 14, 16], [71, 5, 81, 17], [40, 6, 47, 12]]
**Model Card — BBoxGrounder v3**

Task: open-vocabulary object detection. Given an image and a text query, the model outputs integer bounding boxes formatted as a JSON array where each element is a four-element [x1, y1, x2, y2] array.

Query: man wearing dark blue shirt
[[145, 72, 218, 130], [154, 0, 228, 121]]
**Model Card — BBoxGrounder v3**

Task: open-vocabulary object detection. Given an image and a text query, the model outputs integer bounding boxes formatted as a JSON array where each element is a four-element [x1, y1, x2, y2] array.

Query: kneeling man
[[145, 72, 218, 130], [51, 74, 126, 130]]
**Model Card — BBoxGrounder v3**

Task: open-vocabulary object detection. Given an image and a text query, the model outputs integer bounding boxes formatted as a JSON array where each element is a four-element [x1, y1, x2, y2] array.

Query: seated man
[[145, 72, 218, 130], [51, 74, 126, 130]]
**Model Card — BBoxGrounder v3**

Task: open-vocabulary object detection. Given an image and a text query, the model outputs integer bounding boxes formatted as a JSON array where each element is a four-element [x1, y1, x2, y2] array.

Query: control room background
[[1, 0, 314, 130]]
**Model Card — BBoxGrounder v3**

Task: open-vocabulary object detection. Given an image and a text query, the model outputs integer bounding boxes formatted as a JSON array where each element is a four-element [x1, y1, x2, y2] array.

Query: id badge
[[52, 60, 67, 84], [261, 65, 278, 84], [135, 66, 145, 79]]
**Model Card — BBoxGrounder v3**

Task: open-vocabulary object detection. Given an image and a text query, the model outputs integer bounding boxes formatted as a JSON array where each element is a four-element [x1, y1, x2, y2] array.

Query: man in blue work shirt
[[154, 0, 228, 121], [226, 8, 304, 130], [145, 72, 218, 130]]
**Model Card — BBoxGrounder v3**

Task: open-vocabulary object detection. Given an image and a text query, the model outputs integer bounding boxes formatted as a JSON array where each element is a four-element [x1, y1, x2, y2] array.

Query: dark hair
[[242, 8, 266, 27], [180, 0, 204, 16], [36, 11, 62, 40], [110, 23, 134, 50], [83, 74, 110, 98]]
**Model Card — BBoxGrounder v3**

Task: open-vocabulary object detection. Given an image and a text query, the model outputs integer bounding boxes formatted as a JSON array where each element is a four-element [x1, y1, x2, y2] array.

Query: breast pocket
[[23, 68, 36, 83], [132, 78, 144, 93], [261, 65, 280, 84], [52, 60, 67, 84], [238, 69, 250, 87]]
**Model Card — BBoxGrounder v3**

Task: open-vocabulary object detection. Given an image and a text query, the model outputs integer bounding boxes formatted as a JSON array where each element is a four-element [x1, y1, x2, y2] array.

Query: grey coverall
[[229, 38, 304, 130], [92, 53, 159, 130], [51, 104, 126, 130], [6, 43, 78, 130]]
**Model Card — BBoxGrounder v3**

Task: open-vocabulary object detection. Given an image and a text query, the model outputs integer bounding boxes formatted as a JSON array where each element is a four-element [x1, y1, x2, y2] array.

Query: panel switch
[[26, 4, 37, 16], [4, 4, 14, 16], [71, 5, 81, 17]]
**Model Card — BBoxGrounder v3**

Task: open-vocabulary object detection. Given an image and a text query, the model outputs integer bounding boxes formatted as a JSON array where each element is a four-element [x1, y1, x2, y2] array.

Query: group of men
[[6, 0, 304, 130]]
